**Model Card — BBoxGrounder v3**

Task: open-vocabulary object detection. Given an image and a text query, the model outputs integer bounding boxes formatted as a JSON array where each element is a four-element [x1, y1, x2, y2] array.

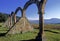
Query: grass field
[[0, 23, 60, 41]]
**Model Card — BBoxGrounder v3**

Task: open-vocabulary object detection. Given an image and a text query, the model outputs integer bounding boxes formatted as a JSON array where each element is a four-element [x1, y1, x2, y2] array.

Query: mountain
[[29, 18, 60, 24], [29, 20, 39, 24], [44, 18, 60, 24]]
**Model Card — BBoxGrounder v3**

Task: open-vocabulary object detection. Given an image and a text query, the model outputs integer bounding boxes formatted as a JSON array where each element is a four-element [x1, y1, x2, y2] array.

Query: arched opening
[[15, 10, 21, 22], [23, 0, 47, 40], [24, 3, 39, 39], [26, 4, 39, 28], [13, 7, 22, 24], [26, 4, 38, 20]]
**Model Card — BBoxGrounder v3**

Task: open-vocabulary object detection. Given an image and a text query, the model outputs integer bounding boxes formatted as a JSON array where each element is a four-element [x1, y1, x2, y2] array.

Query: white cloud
[[28, 17, 39, 20]]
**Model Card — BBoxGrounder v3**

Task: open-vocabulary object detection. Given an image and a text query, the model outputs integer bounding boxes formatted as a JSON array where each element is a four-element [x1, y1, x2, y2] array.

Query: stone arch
[[22, 0, 39, 19], [23, 0, 39, 10], [23, 0, 47, 41], [13, 7, 23, 23], [23, 0, 47, 14], [15, 7, 23, 17], [26, 4, 38, 21]]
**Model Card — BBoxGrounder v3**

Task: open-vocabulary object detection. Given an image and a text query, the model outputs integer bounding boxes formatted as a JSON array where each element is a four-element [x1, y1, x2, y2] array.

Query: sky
[[0, 0, 60, 20]]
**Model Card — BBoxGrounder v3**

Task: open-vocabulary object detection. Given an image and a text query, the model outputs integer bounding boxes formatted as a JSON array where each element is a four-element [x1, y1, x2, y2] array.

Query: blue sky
[[0, 0, 60, 20]]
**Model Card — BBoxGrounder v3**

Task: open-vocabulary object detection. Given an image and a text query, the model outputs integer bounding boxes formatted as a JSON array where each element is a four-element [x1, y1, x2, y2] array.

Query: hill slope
[[29, 18, 60, 24]]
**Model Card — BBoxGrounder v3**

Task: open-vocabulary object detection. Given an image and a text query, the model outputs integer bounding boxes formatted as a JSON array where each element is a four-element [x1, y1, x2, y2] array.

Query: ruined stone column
[[36, 0, 47, 41], [8, 13, 13, 28], [22, 10, 26, 17], [10, 15, 12, 28], [36, 11, 44, 41], [10, 12, 14, 27], [8, 15, 11, 28], [14, 13, 16, 23], [39, 11, 44, 40]]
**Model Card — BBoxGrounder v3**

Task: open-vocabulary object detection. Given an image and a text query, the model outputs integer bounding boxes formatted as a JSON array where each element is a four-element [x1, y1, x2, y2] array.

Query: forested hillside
[[0, 13, 20, 22], [0, 13, 9, 22]]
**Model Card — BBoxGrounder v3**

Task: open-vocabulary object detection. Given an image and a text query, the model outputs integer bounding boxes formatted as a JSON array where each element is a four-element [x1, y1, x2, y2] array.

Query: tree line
[[0, 12, 20, 22], [0, 13, 9, 22]]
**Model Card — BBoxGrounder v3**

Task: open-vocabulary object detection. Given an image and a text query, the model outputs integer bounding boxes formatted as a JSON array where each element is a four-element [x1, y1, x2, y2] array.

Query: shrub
[[0, 25, 2, 27]]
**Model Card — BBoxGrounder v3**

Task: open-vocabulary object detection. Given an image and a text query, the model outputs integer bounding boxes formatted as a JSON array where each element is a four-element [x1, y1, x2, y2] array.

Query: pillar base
[[35, 32, 46, 41], [35, 36, 46, 41]]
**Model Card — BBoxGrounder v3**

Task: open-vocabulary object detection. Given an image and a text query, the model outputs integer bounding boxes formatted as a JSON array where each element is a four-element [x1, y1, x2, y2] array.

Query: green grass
[[0, 23, 60, 41], [0, 29, 38, 41], [45, 29, 60, 41]]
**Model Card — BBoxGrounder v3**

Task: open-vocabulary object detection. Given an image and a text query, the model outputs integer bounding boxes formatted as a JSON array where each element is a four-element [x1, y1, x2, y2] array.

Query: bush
[[0, 25, 2, 27]]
